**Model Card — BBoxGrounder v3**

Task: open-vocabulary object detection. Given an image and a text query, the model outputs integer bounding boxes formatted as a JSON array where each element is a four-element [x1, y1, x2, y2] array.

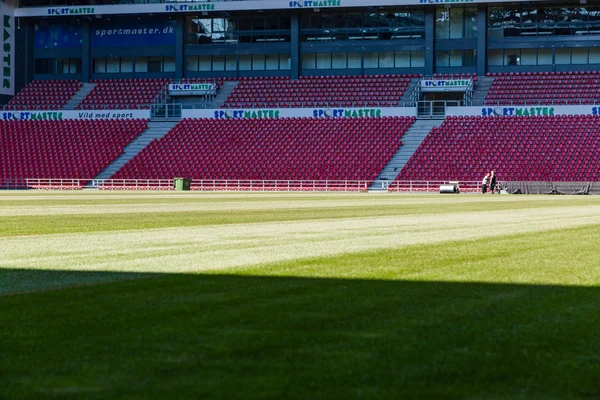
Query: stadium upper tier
[[0, 119, 148, 186], [6, 80, 82, 110], [77, 78, 171, 110], [3, 75, 415, 110], [112, 117, 415, 182], [396, 115, 600, 184], [223, 75, 413, 108], [484, 72, 600, 106]]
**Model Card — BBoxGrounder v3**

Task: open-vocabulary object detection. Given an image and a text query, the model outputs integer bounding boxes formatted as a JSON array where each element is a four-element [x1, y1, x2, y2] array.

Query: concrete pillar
[[175, 18, 184, 80], [476, 4, 487, 76], [425, 7, 435, 76], [290, 14, 300, 79], [81, 20, 91, 82]]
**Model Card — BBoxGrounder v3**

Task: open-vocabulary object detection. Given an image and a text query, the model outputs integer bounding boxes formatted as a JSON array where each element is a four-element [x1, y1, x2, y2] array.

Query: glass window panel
[[572, 47, 588, 64], [588, 6, 600, 29], [364, 13, 379, 28], [239, 55, 252, 71], [121, 57, 133, 73], [106, 57, 120, 73], [199, 55, 211, 71], [436, 9, 449, 39], [503, 8, 520, 37], [148, 57, 162, 73], [449, 50, 463, 67], [450, 8, 464, 38], [212, 56, 225, 71], [465, 7, 477, 38], [521, 48, 537, 65], [57, 59, 66, 74], [411, 51, 425, 67], [94, 58, 106, 73], [252, 16, 266, 30], [280, 17, 292, 30], [186, 56, 199, 72], [488, 49, 503, 66], [302, 53, 316, 70], [521, 8, 537, 25], [364, 52, 378, 68], [226, 55, 237, 71], [589, 47, 600, 64], [266, 54, 279, 70], [317, 53, 332, 70], [436, 50, 450, 67], [395, 51, 410, 68], [332, 52, 347, 69], [347, 52, 361, 69], [555, 48, 571, 64], [135, 57, 148, 73], [68, 59, 80, 74], [538, 48, 552, 65], [266, 16, 279, 30], [280, 54, 291, 70], [464, 50, 476, 67], [379, 51, 394, 68], [252, 54, 265, 71], [505, 50, 520, 66], [347, 13, 363, 28]]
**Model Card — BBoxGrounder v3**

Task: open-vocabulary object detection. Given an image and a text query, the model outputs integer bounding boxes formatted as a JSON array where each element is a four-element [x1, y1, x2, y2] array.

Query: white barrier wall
[[447, 105, 600, 117], [1, 110, 151, 121], [182, 107, 416, 119]]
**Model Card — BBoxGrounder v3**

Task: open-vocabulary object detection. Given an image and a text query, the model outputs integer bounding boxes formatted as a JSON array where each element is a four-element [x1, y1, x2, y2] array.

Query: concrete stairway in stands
[[63, 82, 97, 110], [92, 121, 179, 181], [207, 81, 239, 109], [471, 76, 494, 106], [369, 119, 443, 190], [398, 78, 420, 105]]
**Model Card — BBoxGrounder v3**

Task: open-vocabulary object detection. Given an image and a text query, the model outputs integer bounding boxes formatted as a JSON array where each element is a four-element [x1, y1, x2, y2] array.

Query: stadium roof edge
[[14, 0, 547, 18]]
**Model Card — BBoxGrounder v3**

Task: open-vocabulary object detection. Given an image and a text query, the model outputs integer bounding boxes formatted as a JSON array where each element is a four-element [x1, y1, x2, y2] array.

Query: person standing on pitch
[[481, 173, 489, 194], [489, 170, 497, 194]]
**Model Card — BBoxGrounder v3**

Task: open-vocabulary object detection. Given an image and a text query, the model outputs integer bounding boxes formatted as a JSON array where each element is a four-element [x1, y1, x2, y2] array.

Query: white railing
[[23, 178, 372, 192], [20, 178, 481, 193], [387, 180, 481, 193]]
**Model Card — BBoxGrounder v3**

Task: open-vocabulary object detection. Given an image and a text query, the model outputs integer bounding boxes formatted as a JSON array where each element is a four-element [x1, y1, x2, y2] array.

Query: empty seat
[[112, 117, 416, 183]]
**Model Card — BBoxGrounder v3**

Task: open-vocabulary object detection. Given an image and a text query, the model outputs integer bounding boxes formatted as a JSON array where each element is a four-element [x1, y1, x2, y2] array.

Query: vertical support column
[[81, 20, 91, 82], [425, 7, 435, 76], [175, 17, 184, 80], [15, 18, 33, 92], [477, 4, 487, 76], [290, 14, 300, 80]]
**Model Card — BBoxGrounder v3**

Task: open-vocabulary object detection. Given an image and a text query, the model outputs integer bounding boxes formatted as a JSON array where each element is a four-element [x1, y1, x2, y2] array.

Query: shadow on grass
[[0, 270, 599, 400]]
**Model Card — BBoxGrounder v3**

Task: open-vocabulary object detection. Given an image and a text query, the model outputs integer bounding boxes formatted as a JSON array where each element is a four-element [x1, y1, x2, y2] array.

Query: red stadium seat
[[0, 119, 148, 187], [112, 117, 416, 182], [395, 115, 600, 183]]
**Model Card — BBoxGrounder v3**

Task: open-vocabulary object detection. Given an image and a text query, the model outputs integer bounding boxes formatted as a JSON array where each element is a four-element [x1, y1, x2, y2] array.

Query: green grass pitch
[[1, 191, 599, 399]]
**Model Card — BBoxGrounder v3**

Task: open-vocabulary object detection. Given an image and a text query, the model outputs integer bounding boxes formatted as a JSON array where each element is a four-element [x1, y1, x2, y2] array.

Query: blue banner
[[92, 21, 176, 47], [34, 23, 82, 49]]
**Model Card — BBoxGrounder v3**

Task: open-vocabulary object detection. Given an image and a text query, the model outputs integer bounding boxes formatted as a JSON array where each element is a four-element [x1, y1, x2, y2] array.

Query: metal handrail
[[0, 104, 154, 111], [17, 178, 484, 193], [482, 99, 600, 106], [222, 100, 416, 109], [21, 178, 373, 192]]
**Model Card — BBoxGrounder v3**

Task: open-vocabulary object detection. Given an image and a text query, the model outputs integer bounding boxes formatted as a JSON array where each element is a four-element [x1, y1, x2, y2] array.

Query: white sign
[[182, 107, 416, 119], [446, 105, 600, 117], [169, 83, 216, 96], [1, 109, 151, 121], [421, 79, 471, 92], [0, 0, 15, 96], [15, 0, 546, 18]]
